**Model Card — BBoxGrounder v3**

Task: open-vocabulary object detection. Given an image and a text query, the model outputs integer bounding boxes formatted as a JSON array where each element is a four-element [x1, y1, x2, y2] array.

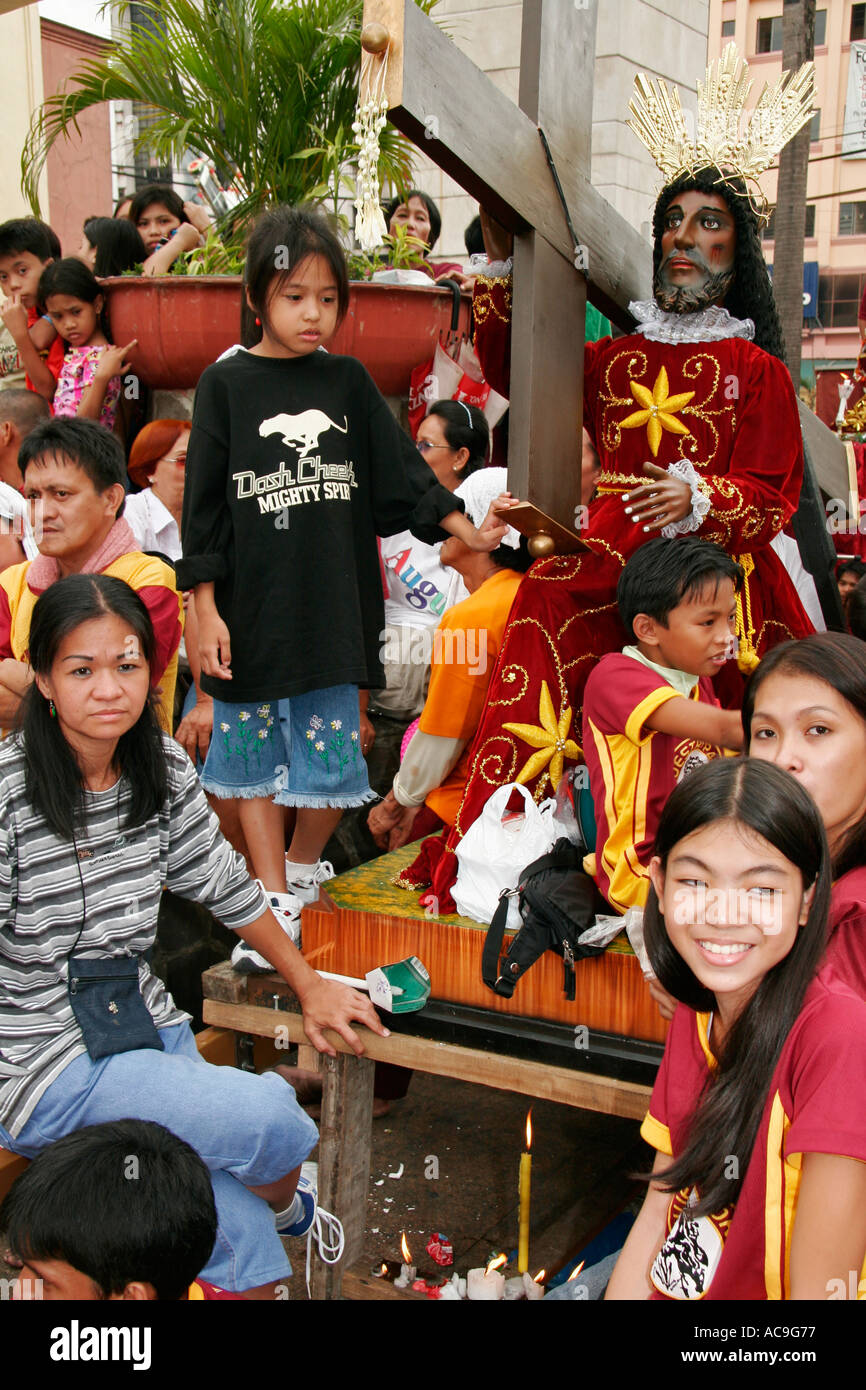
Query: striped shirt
[[0, 735, 266, 1137]]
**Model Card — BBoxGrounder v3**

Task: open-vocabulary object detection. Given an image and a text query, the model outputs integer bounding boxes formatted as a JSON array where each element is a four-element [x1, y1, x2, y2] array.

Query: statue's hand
[[622, 462, 693, 532]]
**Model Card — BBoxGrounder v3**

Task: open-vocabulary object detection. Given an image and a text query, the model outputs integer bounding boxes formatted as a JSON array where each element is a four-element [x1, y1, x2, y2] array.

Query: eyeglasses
[[416, 440, 452, 455]]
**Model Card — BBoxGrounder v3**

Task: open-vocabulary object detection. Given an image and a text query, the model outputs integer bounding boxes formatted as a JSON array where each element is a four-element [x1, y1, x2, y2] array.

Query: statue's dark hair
[[652, 168, 785, 361]]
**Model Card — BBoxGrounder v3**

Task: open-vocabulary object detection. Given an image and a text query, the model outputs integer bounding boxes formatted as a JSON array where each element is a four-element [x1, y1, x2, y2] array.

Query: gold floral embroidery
[[503, 680, 581, 790], [619, 366, 694, 456], [472, 273, 512, 328], [598, 349, 734, 469]]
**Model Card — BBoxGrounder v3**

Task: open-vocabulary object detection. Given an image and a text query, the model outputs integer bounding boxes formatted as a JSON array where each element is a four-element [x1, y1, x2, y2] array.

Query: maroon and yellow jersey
[[642, 968, 866, 1300], [582, 653, 724, 913], [0, 552, 183, 731]]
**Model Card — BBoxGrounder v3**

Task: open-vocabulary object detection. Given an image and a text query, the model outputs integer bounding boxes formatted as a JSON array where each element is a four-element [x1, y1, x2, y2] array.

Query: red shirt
[[641, 966, 866, 1300], [582, 652, 725, 912], [826, 865, 866, 1000], [25, 306, 65, 395]]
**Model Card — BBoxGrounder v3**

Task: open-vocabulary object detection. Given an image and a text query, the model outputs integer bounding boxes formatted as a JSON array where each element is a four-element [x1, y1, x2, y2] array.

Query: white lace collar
[[628, 299, 755, 344]]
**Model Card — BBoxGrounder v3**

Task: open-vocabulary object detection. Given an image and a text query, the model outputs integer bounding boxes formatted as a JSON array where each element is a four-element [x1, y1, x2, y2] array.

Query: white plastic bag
[[453, 784, 557, 927]]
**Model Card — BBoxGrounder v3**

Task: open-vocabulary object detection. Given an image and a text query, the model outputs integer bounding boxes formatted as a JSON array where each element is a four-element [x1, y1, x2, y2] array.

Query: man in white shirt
[[0, 388, 49, 568]]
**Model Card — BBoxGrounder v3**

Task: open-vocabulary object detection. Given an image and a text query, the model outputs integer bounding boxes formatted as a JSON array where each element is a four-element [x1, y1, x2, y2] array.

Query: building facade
[[402, 0, 710, 267], [708, 0, 866, 388]]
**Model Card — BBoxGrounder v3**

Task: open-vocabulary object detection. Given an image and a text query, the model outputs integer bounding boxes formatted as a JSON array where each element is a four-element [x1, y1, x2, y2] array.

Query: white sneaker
[[285, 859, 335, 905], [231, 888, 303, 973]]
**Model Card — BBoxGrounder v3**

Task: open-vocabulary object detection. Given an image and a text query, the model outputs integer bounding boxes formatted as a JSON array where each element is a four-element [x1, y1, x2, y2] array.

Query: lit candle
[[517, 1108, 532, 1273], [467, 1252, 507, 1300], [523, 1269, 545, 1300], [394, 1232, 416, 1288]]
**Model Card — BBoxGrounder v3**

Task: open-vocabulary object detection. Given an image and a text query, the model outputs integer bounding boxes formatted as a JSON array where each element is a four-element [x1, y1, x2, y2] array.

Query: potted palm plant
[[22, 0, 468, 394]]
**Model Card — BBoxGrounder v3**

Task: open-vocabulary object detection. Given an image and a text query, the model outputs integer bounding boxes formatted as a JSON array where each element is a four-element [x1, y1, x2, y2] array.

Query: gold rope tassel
[[352, 38, 390, 252], [735, 553, 760, 673]]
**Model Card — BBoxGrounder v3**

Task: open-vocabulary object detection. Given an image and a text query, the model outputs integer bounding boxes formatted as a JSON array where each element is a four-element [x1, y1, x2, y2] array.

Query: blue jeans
[[0, 1022, 319, 1293], [203, 685, 375, 808]]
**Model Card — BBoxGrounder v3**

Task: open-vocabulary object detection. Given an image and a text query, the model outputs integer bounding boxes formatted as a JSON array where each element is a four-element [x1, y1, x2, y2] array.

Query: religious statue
[[404, 45, 820, 911]]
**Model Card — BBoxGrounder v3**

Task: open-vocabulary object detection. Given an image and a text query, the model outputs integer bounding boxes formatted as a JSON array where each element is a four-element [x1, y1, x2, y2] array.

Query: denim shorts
[[201, 684, 375, 809], [0, 1022, 319, 1294]]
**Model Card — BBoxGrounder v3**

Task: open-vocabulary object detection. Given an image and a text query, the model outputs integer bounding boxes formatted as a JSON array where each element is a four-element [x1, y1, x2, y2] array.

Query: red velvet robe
[[407, 285, 814, 911]]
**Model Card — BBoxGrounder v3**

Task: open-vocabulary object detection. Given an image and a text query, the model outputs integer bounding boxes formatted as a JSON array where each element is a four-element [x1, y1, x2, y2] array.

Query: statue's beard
[[653, 253, 735, 314]]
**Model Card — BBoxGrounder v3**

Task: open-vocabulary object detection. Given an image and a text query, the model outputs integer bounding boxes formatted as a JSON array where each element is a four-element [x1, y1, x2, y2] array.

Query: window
[[762, 204, 816, 240], [811, 108, 821, 141], [722, 18, 735, 37], [852, 3, 866, 42], [757, 15, 783, 52], [757, 9, 824, 50], [839, 201, 866, 234], [818, 272, 866, 327]]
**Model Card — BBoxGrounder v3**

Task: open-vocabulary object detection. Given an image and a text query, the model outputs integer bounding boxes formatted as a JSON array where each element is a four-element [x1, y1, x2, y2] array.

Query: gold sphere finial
[[528, 532, 556, 559], [361, 22, 390, 54]]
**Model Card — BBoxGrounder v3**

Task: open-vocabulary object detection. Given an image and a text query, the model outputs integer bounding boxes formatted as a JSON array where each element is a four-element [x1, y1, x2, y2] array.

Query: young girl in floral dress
[[38, 259, 134, 432]]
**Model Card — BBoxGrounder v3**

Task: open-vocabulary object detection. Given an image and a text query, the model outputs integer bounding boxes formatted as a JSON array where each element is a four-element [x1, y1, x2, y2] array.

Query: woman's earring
[[48, 699, 56, 719], [255, 317, 261, 326]]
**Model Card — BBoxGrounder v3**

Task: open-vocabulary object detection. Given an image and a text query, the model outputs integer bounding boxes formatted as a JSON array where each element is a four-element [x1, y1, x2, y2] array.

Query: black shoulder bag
[[67, 821, 164, 1061], [481, 838, 605, 1000]]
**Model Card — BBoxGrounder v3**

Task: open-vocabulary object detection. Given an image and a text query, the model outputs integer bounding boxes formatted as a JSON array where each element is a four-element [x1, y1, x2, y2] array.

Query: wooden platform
[[298, 844, 666, 1045], [202, 961, 655, 1299]]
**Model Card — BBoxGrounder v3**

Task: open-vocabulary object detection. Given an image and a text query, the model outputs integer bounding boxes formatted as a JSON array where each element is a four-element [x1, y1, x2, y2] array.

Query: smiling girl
[[606, 757, 866, 1300]]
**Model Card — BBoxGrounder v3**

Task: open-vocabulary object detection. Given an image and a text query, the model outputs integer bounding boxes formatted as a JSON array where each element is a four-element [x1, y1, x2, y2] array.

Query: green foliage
[[347, 224, 432, 280], [22, 0, 426, 244]]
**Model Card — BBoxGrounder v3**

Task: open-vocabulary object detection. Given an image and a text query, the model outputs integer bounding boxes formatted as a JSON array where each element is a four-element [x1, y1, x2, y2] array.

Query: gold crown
[[627, 43, 815, 221]]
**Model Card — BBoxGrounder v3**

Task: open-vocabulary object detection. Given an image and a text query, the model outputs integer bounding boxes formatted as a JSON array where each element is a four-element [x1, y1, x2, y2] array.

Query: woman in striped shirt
[[0, 573, 385, 1297]]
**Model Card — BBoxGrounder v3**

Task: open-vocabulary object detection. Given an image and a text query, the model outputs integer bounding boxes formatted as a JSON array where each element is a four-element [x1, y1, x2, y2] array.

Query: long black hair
[[22, 574, 168, 839], [652, 168, 785, 360], [83, 216, 147, 277], [742, 632, 866, 878], [643, 757, 830, 1216]]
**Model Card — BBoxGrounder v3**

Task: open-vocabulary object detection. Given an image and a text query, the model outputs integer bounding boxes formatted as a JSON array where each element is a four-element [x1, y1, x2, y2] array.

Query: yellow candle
[[517, 1108, 532, 1273]]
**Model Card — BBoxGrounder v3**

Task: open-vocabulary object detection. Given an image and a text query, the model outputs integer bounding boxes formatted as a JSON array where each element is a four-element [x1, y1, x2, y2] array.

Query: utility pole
[[774, 0, 816, 389]]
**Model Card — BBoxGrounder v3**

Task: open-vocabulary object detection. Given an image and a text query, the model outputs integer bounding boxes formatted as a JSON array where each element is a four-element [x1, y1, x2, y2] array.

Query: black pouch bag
[[481, 838, 606, 1001], [68, 953, 164, 1061]]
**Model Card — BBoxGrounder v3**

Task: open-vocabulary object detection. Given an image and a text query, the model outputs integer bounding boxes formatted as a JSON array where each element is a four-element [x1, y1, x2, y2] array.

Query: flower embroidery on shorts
[[222, 708, 271, 767]]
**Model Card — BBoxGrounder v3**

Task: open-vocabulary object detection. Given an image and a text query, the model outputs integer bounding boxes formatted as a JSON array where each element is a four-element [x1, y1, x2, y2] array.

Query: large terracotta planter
[[102, 276, 471, 395]]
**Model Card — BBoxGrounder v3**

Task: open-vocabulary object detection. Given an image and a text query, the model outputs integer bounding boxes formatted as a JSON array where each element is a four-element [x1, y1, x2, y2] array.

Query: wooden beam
[[311, 1051, 375, 1298], [510, 230, 585, 524], [202, 1001, 652, 1121], [362, 0, 650, 326]]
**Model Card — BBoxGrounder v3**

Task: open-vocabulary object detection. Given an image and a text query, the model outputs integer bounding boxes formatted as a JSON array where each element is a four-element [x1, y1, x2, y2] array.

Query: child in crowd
[[76, 216, 148, 278], [582, 537, 744, 915], [0, 1118, 238, 1300], [128, 183, 208, 257], [38, 259, 135, 432], [178, 204, 506, 965], [0, 217, 63, 400], [606, 757, 866, 1300], [835, 556, 866, 616]]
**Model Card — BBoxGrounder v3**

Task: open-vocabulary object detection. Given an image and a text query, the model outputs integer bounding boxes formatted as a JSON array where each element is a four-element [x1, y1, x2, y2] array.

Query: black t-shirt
[[178, 349, 463, 701]]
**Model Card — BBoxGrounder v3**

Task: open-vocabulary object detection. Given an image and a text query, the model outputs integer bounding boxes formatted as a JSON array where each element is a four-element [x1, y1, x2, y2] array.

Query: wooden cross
[[360, 0, 652, 544]]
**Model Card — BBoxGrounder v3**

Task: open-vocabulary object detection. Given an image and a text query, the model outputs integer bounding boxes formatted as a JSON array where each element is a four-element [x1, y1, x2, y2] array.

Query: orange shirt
[[419, 567, 522, 825]]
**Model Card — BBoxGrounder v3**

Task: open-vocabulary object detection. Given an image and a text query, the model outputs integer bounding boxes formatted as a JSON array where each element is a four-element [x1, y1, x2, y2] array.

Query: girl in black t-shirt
[[179, 205, 506, 968]]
